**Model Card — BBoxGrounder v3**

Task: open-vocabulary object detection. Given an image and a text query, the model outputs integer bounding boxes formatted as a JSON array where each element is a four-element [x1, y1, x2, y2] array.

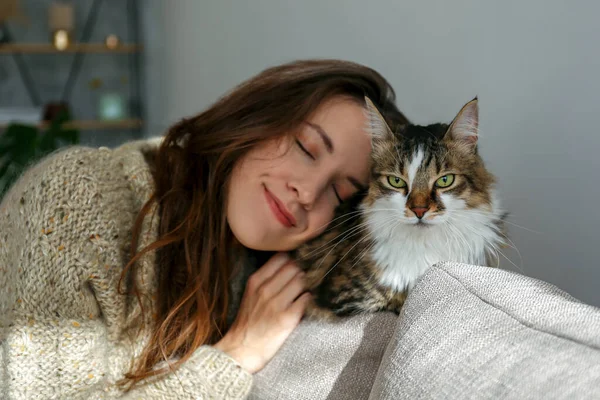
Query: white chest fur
[[365, 192, 504, 292]]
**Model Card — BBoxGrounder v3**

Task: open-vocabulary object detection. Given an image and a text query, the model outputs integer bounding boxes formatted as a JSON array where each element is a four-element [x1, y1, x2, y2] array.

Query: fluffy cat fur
[[294, 97, 507, 319]]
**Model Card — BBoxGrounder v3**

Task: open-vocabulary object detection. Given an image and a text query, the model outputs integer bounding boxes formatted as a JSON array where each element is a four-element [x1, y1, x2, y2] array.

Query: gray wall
[[140, 0, 167, 138], [162, 0, 600, 306]]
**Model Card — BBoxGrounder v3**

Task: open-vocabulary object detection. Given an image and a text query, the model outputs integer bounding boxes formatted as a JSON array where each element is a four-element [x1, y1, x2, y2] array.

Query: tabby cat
[[294, 97, 507, 319]]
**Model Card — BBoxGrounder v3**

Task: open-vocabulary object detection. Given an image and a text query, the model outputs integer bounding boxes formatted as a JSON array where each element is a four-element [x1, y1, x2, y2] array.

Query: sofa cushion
[[370, 262, 600, 399], [250, 312, 397, 399]]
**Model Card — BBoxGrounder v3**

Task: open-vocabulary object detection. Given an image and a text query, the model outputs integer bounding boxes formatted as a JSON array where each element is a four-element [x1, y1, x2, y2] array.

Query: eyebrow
[[306, 122, 334, 153]]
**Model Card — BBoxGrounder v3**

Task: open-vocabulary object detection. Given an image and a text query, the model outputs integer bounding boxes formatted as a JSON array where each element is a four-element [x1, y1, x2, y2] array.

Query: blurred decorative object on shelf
[[88, 77, 103, 90], [0, 111, 79, 200], [105, 34, 120, 49], [49, 1, 74, 31], [0, 42, 142, 54], [0, 107, 42, 125], [99, 93, 125, 120], [42, 101, 70, 122], [52, 29, 70, 51], [49, 1, 74, 50], [0, 0, 24, 23]]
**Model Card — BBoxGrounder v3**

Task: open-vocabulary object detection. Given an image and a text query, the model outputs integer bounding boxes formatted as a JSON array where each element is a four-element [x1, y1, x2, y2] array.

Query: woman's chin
[[232, 229, 294, 252]]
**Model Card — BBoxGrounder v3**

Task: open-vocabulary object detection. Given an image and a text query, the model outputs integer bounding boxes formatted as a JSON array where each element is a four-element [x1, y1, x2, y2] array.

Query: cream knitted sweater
[[0, 140, 253, 399]]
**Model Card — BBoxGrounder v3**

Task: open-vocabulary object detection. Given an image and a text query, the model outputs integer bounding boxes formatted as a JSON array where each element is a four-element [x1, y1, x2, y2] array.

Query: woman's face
[[227, 97, 372, 251]]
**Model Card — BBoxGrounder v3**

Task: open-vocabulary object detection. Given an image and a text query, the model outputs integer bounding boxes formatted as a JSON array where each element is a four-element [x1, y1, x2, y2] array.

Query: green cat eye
[[435, 174, 455, 188], [387, 176, 407, 189]]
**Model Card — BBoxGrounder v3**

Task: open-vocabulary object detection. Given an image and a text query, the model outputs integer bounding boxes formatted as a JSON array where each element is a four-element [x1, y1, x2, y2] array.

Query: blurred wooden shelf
[[0, 119, 143, 131], [0, 43, 142, 54]]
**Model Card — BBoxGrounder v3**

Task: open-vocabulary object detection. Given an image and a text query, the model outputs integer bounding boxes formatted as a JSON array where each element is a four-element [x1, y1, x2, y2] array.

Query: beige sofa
[[251, 262, 600, 399]]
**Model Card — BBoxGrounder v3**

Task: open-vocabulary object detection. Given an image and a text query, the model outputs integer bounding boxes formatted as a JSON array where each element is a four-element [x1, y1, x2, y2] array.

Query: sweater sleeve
[[120, 346, 252, 399], [0, 146, 253, 399]]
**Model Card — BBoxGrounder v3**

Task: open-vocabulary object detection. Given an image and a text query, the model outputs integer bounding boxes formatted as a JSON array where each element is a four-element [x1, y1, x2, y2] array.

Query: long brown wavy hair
[[119, 59, 408, 389]]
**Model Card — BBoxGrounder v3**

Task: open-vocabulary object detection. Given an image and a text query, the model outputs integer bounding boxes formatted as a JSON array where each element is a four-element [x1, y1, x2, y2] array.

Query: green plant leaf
[[55, 129, 79, 144], [38, 130, 57, 155], [0, 118, 79, 202], [0, 160, 15, 199], [41, 110, 79, 150], [0, 139, 14, 154], [0, 159, 10, 180], [5, 124, 39, 166]]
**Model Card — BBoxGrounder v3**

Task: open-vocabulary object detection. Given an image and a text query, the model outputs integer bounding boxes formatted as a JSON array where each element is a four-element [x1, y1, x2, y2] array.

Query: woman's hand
[[214, 252, 312, 373]]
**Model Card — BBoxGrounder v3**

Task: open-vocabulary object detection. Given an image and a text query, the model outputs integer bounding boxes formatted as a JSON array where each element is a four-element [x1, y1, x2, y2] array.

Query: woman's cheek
[[310, 208, 336, 238]]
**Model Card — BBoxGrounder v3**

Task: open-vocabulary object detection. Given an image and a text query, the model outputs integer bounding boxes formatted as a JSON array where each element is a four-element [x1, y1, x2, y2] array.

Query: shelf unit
[[0, 0, 143, 140], [0, 118, 143, 131], [0, 43, 142, 54]]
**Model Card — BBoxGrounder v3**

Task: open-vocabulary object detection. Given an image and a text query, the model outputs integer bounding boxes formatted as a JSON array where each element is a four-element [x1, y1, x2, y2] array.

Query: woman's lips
[[264, 186, 297, 228]]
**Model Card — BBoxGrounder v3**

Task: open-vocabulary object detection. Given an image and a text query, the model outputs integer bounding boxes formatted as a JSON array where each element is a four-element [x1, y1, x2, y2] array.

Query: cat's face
[[363, 98, 495, 228]]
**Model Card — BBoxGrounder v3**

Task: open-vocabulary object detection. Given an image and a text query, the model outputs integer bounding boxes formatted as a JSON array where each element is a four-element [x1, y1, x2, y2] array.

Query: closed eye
[[295, 137, 341, 204], [295, 139, 315, 160], [333, 185, 342, 204]]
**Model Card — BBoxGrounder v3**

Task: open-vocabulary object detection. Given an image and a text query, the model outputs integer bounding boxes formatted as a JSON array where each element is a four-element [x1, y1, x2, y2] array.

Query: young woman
[[0, 59, 407, 399]]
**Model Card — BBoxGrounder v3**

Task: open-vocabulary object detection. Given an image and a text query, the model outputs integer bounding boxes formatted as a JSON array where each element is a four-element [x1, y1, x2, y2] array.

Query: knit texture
[[0, 140, 253, 399]]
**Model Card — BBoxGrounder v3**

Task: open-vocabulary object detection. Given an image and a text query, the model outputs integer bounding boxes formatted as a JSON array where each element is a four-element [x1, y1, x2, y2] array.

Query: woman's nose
[[288, 180, 319, 210]]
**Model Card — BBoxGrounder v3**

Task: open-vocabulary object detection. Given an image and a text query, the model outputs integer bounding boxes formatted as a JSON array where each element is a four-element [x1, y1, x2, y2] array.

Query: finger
[[287, 292, 312, 318], [274, 271, 308, 307], [259, 262, 302, 300], [247, 252, 290, 289]]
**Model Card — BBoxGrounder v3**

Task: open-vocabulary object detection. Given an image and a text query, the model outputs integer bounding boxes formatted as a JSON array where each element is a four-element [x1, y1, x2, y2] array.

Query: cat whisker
[[446, 211, 524, 245], [444, 220, 476, 262], [446, 216, 506, 267], [485, 236, 525, 273], [303, 207, 412, 259], [446, 211, 527, 270], [457, 220, 524, 272], [440, 223, 453, 260], [501, 235, 524, 268], [446, 212, 505, 237], [318, 207, 408, 236], [450, 210, 542, 234], [299, 223, 372, 259], [320, 218, 397, 280], [447, 209, 506, 223], [345, 242, 380, 279], [319, 210, 364, 233], [483, 245, 501, 268], [306, 217, 385, 262], [361, 208, 408, 213], [320, 234, 373, 281], [350, 241, 375, 267], [487, 240, 524, 273]]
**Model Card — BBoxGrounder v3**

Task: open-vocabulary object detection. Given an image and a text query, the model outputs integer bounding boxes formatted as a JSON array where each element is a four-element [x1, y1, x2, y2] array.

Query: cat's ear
[[364, 96, 395, 156], [445, 97, 479, 149]]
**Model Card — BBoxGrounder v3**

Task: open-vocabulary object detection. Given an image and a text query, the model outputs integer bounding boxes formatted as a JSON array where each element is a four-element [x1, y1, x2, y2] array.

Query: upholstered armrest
[[370, 262, 600, 400]]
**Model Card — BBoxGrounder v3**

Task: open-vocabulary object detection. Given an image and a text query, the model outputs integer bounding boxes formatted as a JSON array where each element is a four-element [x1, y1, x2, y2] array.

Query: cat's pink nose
[[411, 207, 429, 219]]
